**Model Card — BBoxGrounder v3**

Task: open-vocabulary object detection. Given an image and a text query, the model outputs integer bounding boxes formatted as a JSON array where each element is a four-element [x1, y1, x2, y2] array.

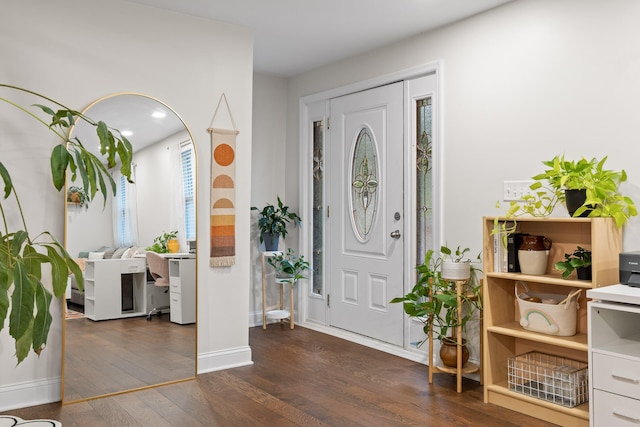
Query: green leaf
[[11, 230, 28, 256], [44, 244, 69, 297], [0, 264, 10, 332], [9, 260, 36, 344], [32, 280, 53, 356], [0, 161, 13, 199], [50, 144, 70, 191], [15, 318, 34, 364], [22, 244, 44, 281]]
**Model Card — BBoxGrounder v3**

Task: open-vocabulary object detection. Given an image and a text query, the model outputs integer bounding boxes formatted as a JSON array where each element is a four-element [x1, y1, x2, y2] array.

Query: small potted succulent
[[555, 246, 592, 280]]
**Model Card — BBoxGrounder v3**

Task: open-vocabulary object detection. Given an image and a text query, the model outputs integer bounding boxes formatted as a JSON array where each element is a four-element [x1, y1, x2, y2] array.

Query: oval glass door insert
[[350, 127, 379, 241]]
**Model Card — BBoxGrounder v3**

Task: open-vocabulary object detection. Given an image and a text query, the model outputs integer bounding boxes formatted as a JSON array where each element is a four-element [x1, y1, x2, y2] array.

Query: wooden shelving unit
[[482, 217, 621, 427]]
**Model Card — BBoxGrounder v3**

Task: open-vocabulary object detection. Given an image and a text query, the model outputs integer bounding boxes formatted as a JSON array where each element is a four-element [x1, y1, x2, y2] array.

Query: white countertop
[[587, 283, 640, 306]]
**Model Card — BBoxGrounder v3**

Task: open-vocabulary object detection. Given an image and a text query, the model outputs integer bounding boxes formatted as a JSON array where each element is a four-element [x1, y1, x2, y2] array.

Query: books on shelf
[[493, 222, 525, 273]]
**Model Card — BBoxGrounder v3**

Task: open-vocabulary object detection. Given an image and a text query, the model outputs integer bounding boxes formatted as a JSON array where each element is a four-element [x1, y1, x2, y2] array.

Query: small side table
[[261, 251, 295, 330]]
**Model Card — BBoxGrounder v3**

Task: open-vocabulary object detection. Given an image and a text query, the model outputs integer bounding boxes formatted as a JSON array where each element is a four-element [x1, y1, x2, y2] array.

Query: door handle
[[390, 230, 401, 239]]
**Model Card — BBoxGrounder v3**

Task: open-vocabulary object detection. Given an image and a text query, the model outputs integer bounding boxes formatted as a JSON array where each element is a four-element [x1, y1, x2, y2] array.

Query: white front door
[[328, 82, 404, 346]]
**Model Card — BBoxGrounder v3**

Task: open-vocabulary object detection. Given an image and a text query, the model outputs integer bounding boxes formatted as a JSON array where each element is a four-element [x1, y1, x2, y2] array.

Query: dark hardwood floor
[[3, 325, 556, 426], [63, 312, 196, 402]]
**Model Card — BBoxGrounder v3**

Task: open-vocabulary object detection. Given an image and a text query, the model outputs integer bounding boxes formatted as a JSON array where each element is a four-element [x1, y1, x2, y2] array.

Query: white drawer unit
[[168, 258, 196, 324], [588, 285, 640, 427], [84, 258, 147, 321]]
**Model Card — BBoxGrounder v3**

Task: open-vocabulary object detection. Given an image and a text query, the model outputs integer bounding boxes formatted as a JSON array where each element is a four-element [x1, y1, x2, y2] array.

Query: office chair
[[146, 251, 170, 320]]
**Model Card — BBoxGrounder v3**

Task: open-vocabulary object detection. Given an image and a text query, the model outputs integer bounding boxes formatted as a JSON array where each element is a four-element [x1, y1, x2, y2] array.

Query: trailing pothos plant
[[0, 84, 133, 363]]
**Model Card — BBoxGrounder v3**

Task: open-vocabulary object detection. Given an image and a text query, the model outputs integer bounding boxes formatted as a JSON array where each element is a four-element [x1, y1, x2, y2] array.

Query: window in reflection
[[182, 144, 196, 241], [115, 171, 138, 247]]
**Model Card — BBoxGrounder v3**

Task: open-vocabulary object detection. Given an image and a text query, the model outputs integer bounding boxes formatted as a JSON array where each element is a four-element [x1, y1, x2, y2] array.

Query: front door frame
[[298, 61, 443, 362]]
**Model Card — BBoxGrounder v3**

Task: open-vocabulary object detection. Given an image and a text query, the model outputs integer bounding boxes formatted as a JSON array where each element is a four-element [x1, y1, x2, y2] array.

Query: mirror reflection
[[63, 93, 197, 403]]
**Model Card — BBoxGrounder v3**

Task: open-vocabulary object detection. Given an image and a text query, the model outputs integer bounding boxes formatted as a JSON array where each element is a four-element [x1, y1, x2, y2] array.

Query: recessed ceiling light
[[121, 130, 133, 137], [152, 111, 166, 119]]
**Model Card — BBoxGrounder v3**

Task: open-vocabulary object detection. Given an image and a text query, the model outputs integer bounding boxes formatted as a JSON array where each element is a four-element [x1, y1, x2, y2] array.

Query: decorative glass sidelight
[[350, 127, 379, 241], [312, 120, 324, 295], [416, 97, 433, 269]]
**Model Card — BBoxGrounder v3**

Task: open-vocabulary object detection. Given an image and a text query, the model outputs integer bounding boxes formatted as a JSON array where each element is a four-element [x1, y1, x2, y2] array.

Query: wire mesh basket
[[508, 351, 588, 407]]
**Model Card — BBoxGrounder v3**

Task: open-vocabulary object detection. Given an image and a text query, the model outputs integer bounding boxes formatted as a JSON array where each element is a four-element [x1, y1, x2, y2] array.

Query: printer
[[620, 251, 640, 287]]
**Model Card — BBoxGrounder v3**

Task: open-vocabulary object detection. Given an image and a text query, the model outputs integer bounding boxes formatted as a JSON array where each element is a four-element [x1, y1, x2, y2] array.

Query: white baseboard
[[0, 377, 61, 412], [197, 345, 253, 374]]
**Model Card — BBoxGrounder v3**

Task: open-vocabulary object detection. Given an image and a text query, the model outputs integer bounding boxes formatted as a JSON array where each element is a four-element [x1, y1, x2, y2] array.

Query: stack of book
[[493, 223, 528, 273]]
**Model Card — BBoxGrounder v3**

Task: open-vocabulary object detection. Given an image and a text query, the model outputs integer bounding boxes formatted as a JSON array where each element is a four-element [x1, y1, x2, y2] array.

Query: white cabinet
[[588, 285, 640, 426], [168, 258, 196, 324], [84, 258, 147, 321]]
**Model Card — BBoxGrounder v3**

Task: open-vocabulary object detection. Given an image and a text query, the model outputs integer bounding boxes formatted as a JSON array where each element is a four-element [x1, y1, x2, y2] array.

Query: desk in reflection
[[83, 253, 195, 324]]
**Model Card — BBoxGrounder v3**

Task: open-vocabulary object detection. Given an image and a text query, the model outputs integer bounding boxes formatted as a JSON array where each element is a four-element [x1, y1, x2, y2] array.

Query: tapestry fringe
[[210, 256, 235, 268]]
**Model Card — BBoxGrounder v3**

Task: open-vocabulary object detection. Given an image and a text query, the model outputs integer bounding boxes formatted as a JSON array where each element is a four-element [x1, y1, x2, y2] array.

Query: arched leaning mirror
[[62, 93, 197, 404]]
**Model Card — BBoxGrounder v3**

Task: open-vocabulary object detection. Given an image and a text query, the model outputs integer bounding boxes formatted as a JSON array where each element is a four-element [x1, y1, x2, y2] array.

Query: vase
[[439, 338, 469, 368], [167, 239, 180, 253], [441, 261, 471, 281], [565, 189, 592, 217], [577, 265, 592, 281], [518, 235, 552, 275], [262, 232, 279, 251]]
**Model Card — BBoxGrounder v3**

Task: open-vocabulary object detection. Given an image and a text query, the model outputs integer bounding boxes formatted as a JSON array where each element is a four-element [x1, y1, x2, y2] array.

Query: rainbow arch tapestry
[[209, 127, 239, 267]]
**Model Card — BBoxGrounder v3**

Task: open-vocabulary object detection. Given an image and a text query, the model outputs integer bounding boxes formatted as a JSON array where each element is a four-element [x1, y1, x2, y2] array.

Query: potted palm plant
[[391, 245, 482, 367], [251, 196, 301, 251]]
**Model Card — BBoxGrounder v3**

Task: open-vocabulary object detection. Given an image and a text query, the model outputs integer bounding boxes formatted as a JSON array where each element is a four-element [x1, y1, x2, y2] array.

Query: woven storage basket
[[515, 281, 580, 336], [508, 351, 588, 408]]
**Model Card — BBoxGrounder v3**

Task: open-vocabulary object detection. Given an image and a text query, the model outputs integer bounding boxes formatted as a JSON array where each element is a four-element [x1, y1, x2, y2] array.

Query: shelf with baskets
[[482, 217, 622, 427]]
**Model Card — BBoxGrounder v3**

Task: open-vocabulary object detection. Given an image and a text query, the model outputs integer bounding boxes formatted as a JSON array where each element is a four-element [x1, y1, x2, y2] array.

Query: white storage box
[[515, 281, 580, 336]]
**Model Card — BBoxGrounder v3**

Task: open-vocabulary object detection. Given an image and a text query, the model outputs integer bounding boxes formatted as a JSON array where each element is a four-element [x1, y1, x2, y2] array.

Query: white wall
[[0, 0, 253, 410], [283, 0, 640, 364], [287, 0, 640, 259], [249, 73, 294, 325]]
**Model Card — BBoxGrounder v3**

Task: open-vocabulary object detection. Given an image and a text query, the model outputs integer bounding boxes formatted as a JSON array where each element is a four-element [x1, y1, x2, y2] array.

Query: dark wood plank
[[4, 326, 557, 426], [63, 314, 196, 402]]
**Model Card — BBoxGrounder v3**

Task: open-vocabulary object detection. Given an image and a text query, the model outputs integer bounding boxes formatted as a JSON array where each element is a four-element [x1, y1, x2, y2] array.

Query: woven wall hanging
[[208, 93, 239, 267]]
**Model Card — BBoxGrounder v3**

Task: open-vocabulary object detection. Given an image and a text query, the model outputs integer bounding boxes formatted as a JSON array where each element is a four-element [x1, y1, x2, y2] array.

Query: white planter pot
[[518, 250, 549, 275], [441, 261, 471, 281]]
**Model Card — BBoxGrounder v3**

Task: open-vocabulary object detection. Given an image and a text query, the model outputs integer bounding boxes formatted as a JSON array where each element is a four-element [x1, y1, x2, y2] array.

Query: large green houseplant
[[0, 84, 134, 363], [251, 196, 301, 251], [391, 245, 482, 349], [495, 155, 637, 236]]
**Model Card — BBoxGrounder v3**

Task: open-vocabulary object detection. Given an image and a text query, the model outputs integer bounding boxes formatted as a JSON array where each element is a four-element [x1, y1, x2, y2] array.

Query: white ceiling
[[128, 0, 514, 77]]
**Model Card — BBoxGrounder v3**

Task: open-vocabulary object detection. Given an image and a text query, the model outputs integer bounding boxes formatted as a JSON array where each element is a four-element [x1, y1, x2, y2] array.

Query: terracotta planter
[[439, 338, 469, 368]]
